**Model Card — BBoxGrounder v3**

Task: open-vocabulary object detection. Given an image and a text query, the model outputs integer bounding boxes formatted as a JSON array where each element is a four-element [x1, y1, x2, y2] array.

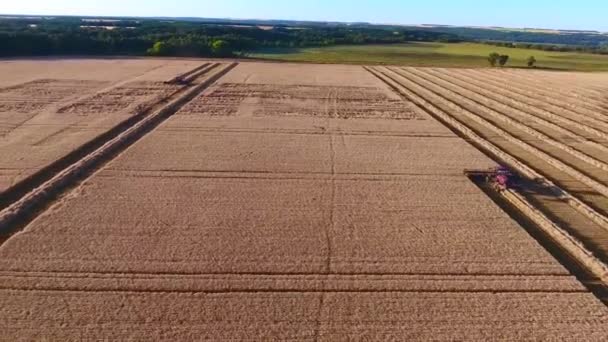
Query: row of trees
[[417, 26, 608, 53], [488, 52, 537, 68], [488, 52, 509, 67], [146, 38, 234, 57], [483, 40, 608, 55]]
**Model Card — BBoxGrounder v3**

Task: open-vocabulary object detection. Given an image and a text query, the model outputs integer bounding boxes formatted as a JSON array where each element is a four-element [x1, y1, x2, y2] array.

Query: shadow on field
[[467, 173, 608, 304]]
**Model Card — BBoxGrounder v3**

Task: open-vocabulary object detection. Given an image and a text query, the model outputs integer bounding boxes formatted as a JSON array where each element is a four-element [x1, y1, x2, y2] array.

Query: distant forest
[[0, 16, 607, 58], [418, 26, 608, 55], [0, 16, 459, 57]]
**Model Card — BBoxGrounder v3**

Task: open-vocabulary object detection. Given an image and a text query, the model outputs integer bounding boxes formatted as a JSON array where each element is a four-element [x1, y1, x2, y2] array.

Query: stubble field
[[0, 59, 607, 340], [0, 59, 208, 195]]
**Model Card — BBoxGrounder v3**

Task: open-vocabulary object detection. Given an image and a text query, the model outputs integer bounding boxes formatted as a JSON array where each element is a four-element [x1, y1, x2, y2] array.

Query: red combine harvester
[[466, 166, 519, 192], [487, 166, 515, 191]]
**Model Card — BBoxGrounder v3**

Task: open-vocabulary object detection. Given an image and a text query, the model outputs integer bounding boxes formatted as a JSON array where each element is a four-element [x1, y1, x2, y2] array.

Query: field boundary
[[0, 62, 238, 238]]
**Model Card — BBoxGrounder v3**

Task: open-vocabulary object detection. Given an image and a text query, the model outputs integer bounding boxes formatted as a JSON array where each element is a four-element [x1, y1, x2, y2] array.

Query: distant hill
[[400, 25, 608, 47]]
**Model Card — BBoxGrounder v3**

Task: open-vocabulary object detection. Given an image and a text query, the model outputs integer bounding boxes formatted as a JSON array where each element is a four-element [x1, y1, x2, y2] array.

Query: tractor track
[[165, 62, 212, 84], [488, 68, 608, 107], [461, 69, 608, 126], [385, 67, 608, 201], [400, 67, 608, 168], [444, 68, 608, 140], [366, 66, 608, 295], [472, 69, 608, 116], [0, 62, 238, 241], [469, 174, 608, 304], [426, 68, 608, 154], [439, 69, 608, 142], [366, 67, 608, 228], [0, 61, 217, 211], [475, 68, 608, 106]]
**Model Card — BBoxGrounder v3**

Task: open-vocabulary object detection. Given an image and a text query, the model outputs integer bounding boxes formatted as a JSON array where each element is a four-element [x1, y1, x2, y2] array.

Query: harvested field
[[368, 66, 608, 285], [0, 79, 106, 115], [178, 83, 415, 119], [0, 60, 607, 340], [0, 59, 225, 204], [56, 81, 182, 116]]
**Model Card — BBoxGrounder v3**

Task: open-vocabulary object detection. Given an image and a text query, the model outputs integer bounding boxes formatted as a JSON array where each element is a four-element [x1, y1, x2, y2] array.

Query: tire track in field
[[366, 66, 608, 299], [0, 62, 238, 239], [472, 68, 608, 124], [461, 69, 608, 126], [412, 68, 608, 163], [370, 65, 608, 220], [400, 67, 608, 169], [491, 69, 608, 104], [372, 66, 608, 218], [481, 69, 608, 116], [473, 68, 608, 115], [465, 68, 608, 124], [424, 69, 608, 152], [366, 66, 608, 226], [491, 68, 607, 99], [511, 70, 608, 116], [165, 62, 211, 84], [0, 62, 220, 210], [389, 67, 608, 194], [432, 68, 608, 142]]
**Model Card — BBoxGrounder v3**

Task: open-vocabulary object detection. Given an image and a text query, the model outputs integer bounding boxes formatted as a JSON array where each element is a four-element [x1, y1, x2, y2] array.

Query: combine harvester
[[466, 166, 520, 192], [466, 165, 608, 300]]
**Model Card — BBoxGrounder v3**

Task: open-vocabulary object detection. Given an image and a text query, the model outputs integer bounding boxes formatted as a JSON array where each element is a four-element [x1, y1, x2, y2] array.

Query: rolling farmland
[[252, 42, 608, 71], [0, 59, 607, 339]]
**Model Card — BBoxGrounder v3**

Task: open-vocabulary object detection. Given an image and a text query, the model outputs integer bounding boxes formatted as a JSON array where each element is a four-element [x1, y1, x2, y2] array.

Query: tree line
[[0, 17, 460, 57], [415, 26, 608, 52], [482, 40, 608, 55]]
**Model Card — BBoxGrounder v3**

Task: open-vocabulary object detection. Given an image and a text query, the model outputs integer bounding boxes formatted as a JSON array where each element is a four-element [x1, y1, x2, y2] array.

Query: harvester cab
[[486, 166, 518, 192], [465, 166, 519, 192]]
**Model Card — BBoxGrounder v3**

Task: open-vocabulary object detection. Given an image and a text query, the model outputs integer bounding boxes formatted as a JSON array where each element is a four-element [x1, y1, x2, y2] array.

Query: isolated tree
[[211, 40, 233, 57], [488, 52, 500, 67], [147, 41, 169, 56], [498, 54, 510, 67], [527, 56, 537, 68]]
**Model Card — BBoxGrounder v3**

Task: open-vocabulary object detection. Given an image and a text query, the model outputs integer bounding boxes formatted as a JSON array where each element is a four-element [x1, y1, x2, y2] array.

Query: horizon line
[[1, 13, 606, 34]]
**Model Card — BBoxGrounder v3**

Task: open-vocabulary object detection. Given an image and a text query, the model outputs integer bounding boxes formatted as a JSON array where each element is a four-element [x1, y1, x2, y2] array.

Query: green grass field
[[250, 42, 608, 71]]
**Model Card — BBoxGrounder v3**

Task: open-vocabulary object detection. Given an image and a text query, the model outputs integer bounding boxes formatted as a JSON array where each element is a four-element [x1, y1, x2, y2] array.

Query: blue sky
[[1, 0, 606, 32]]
